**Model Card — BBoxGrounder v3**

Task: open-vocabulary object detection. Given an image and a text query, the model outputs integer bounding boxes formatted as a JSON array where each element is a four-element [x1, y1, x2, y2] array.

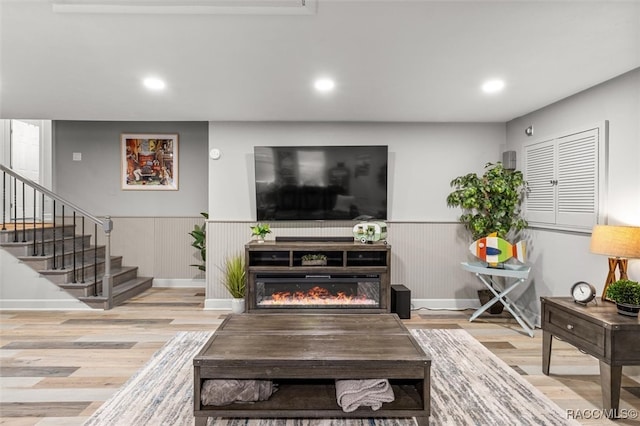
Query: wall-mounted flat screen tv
[[254, 145, 388, 221]]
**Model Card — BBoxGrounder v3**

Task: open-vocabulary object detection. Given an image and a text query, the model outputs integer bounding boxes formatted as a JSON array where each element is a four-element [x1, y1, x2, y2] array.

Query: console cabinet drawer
[[544, 306, 605, 357]]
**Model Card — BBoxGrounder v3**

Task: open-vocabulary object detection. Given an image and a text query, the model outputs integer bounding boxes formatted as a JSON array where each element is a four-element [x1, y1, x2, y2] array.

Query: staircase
[[1, 164, 153, 309]]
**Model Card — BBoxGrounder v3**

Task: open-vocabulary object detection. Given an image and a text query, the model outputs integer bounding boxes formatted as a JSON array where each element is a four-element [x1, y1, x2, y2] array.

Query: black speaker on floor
[[391, 284, 411, 319]]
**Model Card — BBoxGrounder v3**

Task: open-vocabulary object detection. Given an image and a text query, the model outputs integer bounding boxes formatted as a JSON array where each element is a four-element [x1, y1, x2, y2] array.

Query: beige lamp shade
[[590, 224, 640, 301], [590, 225, 640, 258]]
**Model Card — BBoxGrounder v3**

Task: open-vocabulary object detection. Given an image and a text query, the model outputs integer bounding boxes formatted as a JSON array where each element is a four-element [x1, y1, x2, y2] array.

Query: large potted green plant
[[447, 162, 529, 314], [605, 279, 640, 317], [221, 254, 246, 314], [189, 212, 209, 271], [446, 162, 528, 240]]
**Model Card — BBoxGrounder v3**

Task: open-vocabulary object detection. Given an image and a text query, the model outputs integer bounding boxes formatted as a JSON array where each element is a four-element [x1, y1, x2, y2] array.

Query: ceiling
[[0, 0, 638, 122]]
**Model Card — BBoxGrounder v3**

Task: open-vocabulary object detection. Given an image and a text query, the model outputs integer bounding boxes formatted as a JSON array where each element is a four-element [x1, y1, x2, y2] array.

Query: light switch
[[73, 152, 82, 161]]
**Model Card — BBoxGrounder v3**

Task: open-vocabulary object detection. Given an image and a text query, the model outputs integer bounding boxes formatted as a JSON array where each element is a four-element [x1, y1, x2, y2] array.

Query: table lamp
[[590, 225, 640, 301]]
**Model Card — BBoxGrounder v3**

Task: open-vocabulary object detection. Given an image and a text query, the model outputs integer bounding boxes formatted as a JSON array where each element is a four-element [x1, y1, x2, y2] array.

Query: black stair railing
[[0, 164, 115, 309]]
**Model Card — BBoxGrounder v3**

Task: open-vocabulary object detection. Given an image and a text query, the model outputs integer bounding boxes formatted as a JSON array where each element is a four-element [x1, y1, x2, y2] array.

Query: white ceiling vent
[[51, 0, 316, 15]]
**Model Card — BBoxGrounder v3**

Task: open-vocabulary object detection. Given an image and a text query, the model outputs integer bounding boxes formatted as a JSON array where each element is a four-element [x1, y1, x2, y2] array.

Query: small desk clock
[[571, 281, 597, 305]]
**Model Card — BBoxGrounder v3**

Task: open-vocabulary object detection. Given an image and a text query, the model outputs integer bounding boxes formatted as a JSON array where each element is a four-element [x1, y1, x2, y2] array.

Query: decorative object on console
[[188, 212, 208, 271], [589, 224, 640, 301], [352, 221, 387, 244], [570, 281, 596, 305], [250, 223, 272, 243], [469, 232, 526, 268], [301, 253, 327, 266], [604, 279, 640, 317], [220, 253, 246, 313]]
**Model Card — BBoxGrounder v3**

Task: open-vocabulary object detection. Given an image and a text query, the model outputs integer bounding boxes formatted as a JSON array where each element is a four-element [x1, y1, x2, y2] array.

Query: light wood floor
[[1, 288, 639, 426]]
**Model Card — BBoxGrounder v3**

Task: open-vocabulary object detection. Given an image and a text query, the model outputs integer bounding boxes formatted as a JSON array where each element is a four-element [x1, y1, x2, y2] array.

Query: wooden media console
[[245, 240, 391, 313]]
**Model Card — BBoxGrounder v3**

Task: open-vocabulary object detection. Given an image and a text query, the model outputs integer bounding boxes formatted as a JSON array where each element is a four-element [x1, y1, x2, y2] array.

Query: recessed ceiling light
[[314, 78, 335, 93], [482, 79, 505, 94], [143, 77, 166, 91]]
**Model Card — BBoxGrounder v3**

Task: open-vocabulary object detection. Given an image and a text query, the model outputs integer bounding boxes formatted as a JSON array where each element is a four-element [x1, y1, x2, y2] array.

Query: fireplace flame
[[264, 286, 375, 306]]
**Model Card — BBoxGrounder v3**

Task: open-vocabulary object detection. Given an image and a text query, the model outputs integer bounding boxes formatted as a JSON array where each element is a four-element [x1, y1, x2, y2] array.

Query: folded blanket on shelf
[[200, 379, 276, 406], [335, 379, 395, 413]]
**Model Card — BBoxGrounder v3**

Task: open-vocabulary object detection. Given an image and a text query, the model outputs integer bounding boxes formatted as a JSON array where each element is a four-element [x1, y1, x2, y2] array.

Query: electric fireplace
[[255, 274, 381, 309], [245, 239, 391, 314]]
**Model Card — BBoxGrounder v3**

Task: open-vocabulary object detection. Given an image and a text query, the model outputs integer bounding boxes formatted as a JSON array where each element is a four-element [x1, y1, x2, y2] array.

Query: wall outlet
[[73, 152, 82, 161]]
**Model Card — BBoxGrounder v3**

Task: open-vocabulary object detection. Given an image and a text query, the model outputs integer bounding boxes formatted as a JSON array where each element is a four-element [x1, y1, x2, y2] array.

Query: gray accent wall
[[54, 121, 208, 216]]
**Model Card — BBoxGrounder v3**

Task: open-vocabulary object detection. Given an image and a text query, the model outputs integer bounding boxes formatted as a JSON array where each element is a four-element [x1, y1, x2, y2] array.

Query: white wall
[[506, 68, 640, 310], [208, 121, 506, 221], [205, 122, 508, 311]]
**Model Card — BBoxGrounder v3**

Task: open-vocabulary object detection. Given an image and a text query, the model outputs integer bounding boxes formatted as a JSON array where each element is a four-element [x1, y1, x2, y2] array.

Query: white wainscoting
[[90, 217, 536, 322], [94, 216, 206, 282], [206, 221, 483, 309]]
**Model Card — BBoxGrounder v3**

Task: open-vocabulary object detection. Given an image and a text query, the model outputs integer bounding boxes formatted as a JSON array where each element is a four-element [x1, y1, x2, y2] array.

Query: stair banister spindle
[[72, 211, 77, 283], [52, 200, 57, 269], [2, 171, 6, 230], [61, 205, 65, 270], [21, 181, 26, 242], [94, 223, 98, 295], [81, 216, 85, 283], [40, 193, 45, 256], [32, 188, 37, 256], [13, 176, 17, 242]]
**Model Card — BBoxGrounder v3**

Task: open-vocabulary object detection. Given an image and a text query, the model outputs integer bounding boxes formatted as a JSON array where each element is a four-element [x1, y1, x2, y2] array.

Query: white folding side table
[[461, 261, 535, 337]]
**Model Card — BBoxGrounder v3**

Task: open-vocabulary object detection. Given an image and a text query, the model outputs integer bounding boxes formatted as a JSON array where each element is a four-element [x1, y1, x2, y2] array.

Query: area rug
[[84, 329, 578, 426]]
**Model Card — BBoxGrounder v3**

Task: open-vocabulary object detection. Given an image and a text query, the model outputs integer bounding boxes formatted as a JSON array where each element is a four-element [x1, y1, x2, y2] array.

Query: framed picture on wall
[[121, 133, 178, 190]]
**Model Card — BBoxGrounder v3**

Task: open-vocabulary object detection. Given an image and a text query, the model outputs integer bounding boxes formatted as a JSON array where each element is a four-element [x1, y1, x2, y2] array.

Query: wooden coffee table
[[193, 313, 430, 425]]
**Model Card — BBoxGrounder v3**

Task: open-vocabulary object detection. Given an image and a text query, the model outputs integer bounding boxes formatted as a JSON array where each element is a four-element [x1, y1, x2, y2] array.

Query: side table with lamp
[[541, 224, 640, 418]]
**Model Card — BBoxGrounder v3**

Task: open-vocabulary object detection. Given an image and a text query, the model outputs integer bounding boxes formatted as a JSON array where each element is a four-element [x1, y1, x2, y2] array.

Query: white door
[[11, 120, 41, 221]]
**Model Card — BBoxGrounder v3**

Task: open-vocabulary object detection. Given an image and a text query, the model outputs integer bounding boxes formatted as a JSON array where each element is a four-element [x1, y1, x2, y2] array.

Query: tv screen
[[254, 145, 388, 221]]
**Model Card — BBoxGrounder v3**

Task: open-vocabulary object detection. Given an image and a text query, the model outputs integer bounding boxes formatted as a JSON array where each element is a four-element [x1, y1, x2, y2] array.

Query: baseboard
[[152, 278, 205, 288], [411, 298, 480, 311], [204, 299, 236, 310], [0, 299, 94, 310]]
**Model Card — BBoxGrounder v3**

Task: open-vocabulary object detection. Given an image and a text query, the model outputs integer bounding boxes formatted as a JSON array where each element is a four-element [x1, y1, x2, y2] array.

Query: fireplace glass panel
[[255, 274, 380, 309]]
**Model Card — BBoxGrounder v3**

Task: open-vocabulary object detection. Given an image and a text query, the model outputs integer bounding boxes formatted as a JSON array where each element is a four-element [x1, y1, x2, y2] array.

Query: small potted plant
[[188, 212, 208, 271], [250, 223, 272, 243], [605, 279, 640, 317], [301, 253, 328, 266], [220, 254, 246, 314]]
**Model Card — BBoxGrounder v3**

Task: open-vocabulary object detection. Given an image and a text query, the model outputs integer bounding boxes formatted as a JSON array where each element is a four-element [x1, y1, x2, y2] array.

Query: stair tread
[[16, 246, 104, 260], [38, 257, 124, 274], [56, 267, 140, 287], [78, 277, 153, 301]]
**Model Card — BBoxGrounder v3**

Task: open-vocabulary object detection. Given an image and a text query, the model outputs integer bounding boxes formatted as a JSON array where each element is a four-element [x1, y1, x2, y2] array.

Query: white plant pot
[[231, 298, 245, 314]]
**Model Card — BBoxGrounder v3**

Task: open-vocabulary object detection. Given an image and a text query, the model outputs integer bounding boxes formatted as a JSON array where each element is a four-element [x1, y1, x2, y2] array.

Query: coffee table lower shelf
[[196, 379, 425, 423]]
